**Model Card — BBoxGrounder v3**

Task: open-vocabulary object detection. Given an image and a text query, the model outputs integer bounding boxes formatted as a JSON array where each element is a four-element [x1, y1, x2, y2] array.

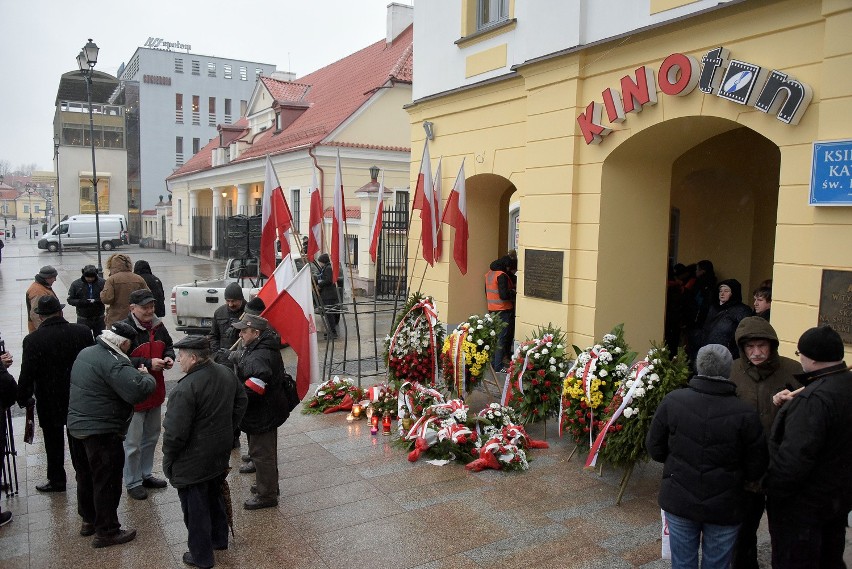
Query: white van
[[38, 214, 128, 252]]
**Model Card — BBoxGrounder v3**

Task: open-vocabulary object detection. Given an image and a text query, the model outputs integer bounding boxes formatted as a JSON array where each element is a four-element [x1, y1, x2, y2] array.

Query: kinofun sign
[[577, 47, 813, 145]]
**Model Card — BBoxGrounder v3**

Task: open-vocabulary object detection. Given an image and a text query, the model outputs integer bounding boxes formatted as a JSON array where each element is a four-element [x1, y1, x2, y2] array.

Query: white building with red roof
[[167, 4, 413, 292]]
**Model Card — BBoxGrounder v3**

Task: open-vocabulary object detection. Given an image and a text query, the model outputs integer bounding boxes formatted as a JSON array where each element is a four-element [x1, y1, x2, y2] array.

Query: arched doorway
[[596, 117, 780, 350], [442, 172, 516, 325]]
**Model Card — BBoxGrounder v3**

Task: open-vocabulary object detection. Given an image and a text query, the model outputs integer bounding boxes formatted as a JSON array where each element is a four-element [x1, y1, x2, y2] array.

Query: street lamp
[[53, 134, 63, 255], [24, 184, 35, 238], [77, 38, 103, 276], [0, 174, 5, 228]]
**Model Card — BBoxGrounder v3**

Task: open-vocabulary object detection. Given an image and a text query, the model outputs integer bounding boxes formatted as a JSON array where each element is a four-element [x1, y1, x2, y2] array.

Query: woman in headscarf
[[699, 279, 753, 359]]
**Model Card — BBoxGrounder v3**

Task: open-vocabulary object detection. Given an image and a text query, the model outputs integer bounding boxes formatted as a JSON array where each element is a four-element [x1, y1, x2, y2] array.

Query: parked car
[[37, 214, 128, 252]]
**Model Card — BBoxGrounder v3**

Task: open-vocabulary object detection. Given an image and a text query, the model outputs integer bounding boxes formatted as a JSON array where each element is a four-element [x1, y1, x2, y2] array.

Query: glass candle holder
[[371, 414, 379, 435], [352, 403, 362, 419], [382, 414, 392, 436]]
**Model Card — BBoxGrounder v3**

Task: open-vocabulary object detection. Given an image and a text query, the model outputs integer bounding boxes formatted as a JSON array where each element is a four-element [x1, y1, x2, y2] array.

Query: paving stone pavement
[[0, 236, 847, 568]]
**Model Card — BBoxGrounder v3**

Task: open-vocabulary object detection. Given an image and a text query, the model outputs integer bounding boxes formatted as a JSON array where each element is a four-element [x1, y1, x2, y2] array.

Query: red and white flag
[[412, 142, 436, 266], [307, 167, 323, 262], [442, 159, 469, 275], [260, 155, 281, 278], [369, 170, 385, 263], [257, 263, 319, 400], [433, 157, 443, 261], [272, 183, 293, 259], [331, 150, 346, 283]]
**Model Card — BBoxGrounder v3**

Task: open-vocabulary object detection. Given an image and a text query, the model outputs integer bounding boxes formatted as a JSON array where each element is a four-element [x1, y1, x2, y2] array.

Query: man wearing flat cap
[[17, 296, 94, 493], [121, 288, 175, 500], [765, 325, 851, 569], [67, 321, 155, 547], [163, 335, 246, 568], [25, 265, 59, 333], [232, 314, 290, 510]]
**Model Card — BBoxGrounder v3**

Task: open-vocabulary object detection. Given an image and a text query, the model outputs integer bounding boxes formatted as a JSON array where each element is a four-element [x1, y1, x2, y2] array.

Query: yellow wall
[[408, 0, 852, 357], [335, 86, 413, 149]]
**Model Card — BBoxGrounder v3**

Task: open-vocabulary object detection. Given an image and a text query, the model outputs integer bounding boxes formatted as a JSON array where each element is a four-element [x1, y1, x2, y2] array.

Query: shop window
[[79, 177, 110, 214]]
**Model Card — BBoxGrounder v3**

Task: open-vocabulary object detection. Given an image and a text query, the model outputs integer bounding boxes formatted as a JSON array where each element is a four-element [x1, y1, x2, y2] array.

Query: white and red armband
[[245, 377, 267, 395]]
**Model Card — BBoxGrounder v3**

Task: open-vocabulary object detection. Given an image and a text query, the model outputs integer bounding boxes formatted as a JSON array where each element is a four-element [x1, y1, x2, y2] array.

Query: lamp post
[[0, 174, 5, 228], [53, 134, 63, 255], [24, 184, 34, 238], [77, 38, 103, 276]]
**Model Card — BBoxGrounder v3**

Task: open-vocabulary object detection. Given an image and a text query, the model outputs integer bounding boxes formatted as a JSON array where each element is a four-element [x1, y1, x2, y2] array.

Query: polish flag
[[441, 159, 469, 275], [307, 168, 323, 262], [433, 157, 443, 261], [331, 150, 346, 283], [412, 142, 436, 266], [257, 264, 319, 400], [272, 184, 293, 259], [369, 170, 385, 263], [260, 155, 281, 277]]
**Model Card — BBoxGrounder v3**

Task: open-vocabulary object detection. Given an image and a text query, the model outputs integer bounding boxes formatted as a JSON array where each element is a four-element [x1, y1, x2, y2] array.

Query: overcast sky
[[0, 0, 412, 172]]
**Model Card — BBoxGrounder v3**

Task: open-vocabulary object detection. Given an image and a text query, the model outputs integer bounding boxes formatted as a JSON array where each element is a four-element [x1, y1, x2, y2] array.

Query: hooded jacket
[[646, 374, 768, 525], [700, 279, 753, 358], [100, 254, 149, 327], [730, 317, 801, 436], [133, 260, 166, 317], [67, 273, 106, 319]]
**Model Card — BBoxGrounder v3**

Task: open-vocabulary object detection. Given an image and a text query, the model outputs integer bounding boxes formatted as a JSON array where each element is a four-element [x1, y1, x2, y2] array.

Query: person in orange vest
[[485, 255, 517, 372]]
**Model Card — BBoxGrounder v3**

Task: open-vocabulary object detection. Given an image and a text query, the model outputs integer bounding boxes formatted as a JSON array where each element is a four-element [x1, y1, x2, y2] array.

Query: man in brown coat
[[25, 266, 59, 333], [100, 254, 148, 328], [729, 316, 801, 569]]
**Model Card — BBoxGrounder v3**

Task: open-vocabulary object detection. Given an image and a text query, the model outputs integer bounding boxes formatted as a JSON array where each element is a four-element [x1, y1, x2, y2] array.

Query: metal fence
[[375, 204, 408, 300]]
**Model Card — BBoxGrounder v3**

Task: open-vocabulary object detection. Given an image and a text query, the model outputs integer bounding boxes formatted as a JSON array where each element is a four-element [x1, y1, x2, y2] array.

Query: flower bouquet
[[440, 313, 506, 395], [465, 424, 549, 472], [502, 325, 571, 424], [302, 376, 363, 414], [397, 380, 445, 421], [596, 344, 689, 470], [366, 382, 400, 419], [560, 324, 635, 449], [384, 293, 445, 386], [403, 400, 480, 463]]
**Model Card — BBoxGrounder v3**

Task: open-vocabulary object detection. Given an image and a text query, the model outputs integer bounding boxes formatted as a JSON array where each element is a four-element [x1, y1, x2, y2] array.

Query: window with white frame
[[477, 0, 509, 31], [207, 62, 216, 77], [290, 188, 301, 227]]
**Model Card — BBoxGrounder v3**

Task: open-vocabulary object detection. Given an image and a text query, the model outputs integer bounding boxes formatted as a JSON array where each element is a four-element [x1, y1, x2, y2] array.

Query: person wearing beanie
[[485, 254, 517, 371], [244, 296, 265, 316], [647, 344, 767, 569], [67, 265, 106, 335], [696, 278, 753, 361], [765, 325, 851, 569], [67, 321, 155, 548], [25, 265, 59, 333], [210, 282, 246, 366], [313, 253, 340, 339], [133, 260, 166, 318], [728, 317, 801, 569], [100, 253, 149, 328]]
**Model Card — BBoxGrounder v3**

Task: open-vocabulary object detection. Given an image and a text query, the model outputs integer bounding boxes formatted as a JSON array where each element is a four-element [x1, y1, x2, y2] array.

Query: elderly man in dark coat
[[765, 326, 852, 569], [163, 335, 247, 569], [17, 296, 94, 492], [647, 344, 767, 569], [67, 321, 155, 548], [232, 314, 290, 510]]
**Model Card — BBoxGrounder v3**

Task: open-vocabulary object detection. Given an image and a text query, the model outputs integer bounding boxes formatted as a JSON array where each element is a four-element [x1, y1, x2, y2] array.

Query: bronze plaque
[[524, 249, 563, 302], [818, 269, 852, 345]]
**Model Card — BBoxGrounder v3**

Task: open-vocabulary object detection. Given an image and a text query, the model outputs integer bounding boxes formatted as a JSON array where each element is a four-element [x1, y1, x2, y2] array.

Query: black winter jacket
[[700, 279, 753, 359], [765, 363, 852, 522], [236, 329, 290, 433], [314, 262, 340, 306], [210, 302, 244, 363], [646, 375, 768, 525], [162, 359, 247, 488], [134, 260, 166, 317], [67, 276, 106, 319], [17, 317, 94, 426]]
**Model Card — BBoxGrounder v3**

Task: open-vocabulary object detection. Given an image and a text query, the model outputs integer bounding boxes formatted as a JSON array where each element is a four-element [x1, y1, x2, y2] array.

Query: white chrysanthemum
[[316, 391, 326, 397], [476, 339, 484, 346], [533, 353, 540, 359], [549, 365, 556, 372], [549, 357, 556, 365], [546, 342, 553, 348], [603, 334, 617, 343], [623, 407, 635, 418], [599, 369, 608, 377], [484, 345, 490, 351], [653, 359, 661, 365], [634, 387, 646, 398], [625, 380, 634, 389], [616, 363, 629, 375], [578, 353, 590, 364], [599, 352, 613, 363], [490, 330, 496, 336], [614, 347, 623, 354], [477, 324, 483, 330], [649, 373, 660, 383]]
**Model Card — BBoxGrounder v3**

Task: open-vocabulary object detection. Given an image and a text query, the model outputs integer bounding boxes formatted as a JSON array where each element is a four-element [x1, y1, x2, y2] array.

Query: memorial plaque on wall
[[524, 249, 563, 302], [818, 269, 852, 345]]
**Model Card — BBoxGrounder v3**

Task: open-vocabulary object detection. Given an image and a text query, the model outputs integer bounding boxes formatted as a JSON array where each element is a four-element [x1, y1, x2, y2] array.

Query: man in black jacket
[[765, 326, 851, 569], [163, 335, 246, 569], [232, 314, 289, 510], [17, 296, 94, 492], [314, 253, 340, 338], [67, 264, 106, 335], [647, 344, 767, 569], [210, 282, 245, 365]]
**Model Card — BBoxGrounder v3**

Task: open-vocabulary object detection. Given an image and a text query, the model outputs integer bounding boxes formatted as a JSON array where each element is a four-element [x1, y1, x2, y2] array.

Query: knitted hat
[[797, 326, 845, 362], [244, 297, 266, 316], [224, 282, 244, 301], [38, 266, 58, 279], [82, 265, 98, 277], [695, 344, 733, 378]]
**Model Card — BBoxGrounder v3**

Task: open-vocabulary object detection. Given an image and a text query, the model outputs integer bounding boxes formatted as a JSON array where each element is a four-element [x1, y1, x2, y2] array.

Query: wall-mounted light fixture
[[369, 165, 379, 181], [422, 121, 434, 141], [221, 192, 227, 198]]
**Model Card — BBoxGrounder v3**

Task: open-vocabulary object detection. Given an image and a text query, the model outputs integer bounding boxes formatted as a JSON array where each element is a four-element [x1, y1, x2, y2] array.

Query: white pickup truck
[[170, 257, 263, 335]]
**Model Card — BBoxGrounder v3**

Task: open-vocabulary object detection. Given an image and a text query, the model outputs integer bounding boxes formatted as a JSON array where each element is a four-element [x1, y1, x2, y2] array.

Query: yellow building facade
[[408, 0, 852, 357]]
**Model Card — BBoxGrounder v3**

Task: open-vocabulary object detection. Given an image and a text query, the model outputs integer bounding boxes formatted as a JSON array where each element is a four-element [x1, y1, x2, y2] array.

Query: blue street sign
[[810, 139, 852, 205]]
